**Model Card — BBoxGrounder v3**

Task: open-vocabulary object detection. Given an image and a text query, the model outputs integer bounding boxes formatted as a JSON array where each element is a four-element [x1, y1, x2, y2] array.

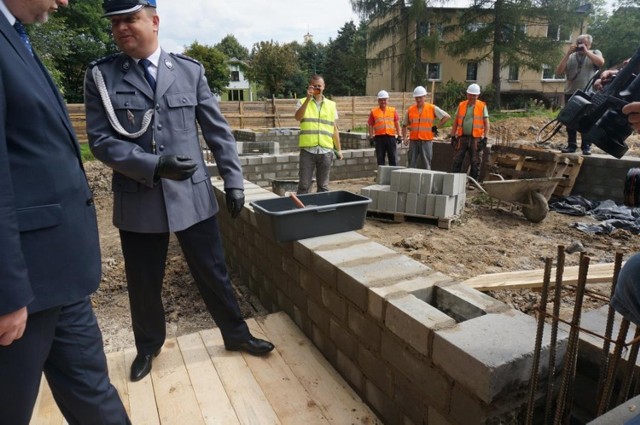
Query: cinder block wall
[[211, 180, 568, 425], [571, 155, 640, 204]]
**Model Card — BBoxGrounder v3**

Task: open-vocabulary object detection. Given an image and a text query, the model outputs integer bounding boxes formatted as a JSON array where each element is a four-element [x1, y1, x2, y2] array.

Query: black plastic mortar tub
[[250, 191, 372, 242]]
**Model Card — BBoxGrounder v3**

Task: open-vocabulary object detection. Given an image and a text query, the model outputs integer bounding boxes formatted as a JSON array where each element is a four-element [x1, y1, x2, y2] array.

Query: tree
[[183, 42, 230, 95], [323, 21, 367, 96], [590, 6, 640, 67], [215, 34, 250, 60], [247, 41, 298, 97], [31, 0, 117, 102], [287, 40, 327, 97], [443, 0, 584, 109]]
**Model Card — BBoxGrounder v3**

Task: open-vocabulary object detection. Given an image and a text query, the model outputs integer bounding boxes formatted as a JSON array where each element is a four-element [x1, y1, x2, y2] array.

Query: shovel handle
[[290, 193, 305, 208]]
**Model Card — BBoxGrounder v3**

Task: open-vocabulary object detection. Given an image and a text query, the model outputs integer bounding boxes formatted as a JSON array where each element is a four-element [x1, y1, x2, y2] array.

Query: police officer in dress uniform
[[84, 0, 274, 382]]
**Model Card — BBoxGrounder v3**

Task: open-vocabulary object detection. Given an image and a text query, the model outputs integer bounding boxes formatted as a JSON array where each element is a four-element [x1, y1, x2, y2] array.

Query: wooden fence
[[67, 91, 430, 139]]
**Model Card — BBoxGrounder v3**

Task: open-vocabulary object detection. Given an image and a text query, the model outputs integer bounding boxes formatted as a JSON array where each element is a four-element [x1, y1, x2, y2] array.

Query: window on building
[[547, 24, 571, 41], [508, 64, 519, 81], [427, 63, 441, 81], [542, 64, 563, 81], [466, 62, 478, 81], [227, 89, 244, 101], [426, 22, 444, 38], [502, 23, 526, 43], [230, 71, 240, 82]]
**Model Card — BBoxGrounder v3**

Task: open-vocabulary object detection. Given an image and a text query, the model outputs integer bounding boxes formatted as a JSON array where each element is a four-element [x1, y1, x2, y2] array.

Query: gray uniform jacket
[[84, 49, 243, 233]]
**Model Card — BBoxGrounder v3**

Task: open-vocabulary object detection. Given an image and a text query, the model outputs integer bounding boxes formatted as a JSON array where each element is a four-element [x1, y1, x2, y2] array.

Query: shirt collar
[[0, 0, 16, 26], [134, 46, 161, 68]]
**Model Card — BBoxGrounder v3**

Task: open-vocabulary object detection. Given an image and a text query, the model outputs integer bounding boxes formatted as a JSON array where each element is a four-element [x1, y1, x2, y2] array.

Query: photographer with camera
[[556, 34, 605, 155], [368, 90, 402, 166]]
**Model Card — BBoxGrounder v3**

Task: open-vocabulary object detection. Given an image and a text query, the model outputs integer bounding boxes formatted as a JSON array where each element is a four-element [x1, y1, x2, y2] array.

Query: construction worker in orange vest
[[368, 90, 402, 166], [401, 85, 450, 169], [450, 83, 490, 181]]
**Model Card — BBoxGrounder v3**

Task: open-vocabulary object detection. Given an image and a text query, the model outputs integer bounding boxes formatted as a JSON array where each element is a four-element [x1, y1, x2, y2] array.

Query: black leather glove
[[154, 155, 197, 181], [450, 136, 458, 147], [225, 189, 244, 219], [479, 137, 488, 150], [432, 126, 439, 136], [369, 136, 375, 147], [396, 135, 403, 145]]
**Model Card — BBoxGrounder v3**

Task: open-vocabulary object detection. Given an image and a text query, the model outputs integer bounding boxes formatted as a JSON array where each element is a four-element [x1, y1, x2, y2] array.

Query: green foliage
[[323, 21, 367, 96], [590, 6, 640, 67], [183, 42, 230, 95], [80, 143, 94, 162], [215, 34, 250, 61], [436, 79, 467, 112], [247, 41, 298, 97]]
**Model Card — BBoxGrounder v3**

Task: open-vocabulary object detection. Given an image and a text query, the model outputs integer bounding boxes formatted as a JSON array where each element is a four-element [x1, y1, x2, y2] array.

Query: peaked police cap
[[103, 0, 157, 17]]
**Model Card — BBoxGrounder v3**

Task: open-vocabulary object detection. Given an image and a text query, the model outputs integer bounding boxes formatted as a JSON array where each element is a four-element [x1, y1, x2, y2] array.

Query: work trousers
[[374, 135, 397, 166], [408, 140, 433, 169], [0, 299, 130, 425], [119, 215, 250, 356], [297, 149, 333, 194], [452, 135, 482, 180]]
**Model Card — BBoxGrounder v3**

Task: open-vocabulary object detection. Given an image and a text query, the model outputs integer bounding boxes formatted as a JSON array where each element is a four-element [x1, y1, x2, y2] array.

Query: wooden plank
[[462, 262, 620, 291], [107, 350, 130, 415], [31, 377, 65, 425], [200, 328, 281, 425], [244, 318, 331, 425], [124, 348, 160, 425], [151, 339, 206, 425], [258, 312, 381, 425], [177, 332, 240, 425]]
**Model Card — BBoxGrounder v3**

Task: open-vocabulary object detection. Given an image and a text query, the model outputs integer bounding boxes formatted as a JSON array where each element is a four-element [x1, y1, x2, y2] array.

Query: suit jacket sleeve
[[0, 65, 35, 315], [193, 63, 244, 191]]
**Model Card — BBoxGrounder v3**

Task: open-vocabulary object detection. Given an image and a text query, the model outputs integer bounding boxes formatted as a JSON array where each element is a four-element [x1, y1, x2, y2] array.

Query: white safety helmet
[[377, 90, 390, 99], [467, 83, 481, 95], [413, 86, 427, 97]]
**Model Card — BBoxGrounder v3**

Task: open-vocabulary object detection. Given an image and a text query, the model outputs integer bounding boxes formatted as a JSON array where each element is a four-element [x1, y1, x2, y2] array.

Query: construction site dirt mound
[[88, 117, 640, 352]]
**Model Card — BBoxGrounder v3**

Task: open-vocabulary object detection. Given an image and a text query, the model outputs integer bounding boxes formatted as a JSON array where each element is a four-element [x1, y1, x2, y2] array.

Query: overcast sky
[[156, 0, 361, 53]]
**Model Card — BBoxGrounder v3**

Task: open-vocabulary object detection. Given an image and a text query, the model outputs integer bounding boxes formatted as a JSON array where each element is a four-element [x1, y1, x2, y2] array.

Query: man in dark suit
[[84, 0, 274, 383], [0, 0, 130, 424]]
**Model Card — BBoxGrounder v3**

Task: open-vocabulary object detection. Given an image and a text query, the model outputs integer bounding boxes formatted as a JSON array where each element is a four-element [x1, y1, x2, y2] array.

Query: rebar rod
[[595, 252, 625, 414], [597, 318, 631, 416], [526, 257, 554, 425], [545, 246, 566, 425], [617, 327, 640, 406], [554, 256, 589, 425]]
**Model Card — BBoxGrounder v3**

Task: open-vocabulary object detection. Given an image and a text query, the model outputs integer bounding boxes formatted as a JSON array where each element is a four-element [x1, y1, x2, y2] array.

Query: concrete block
[[385, 293, 457, 355], [426, 194, 437, 216], [432, 283, 509, 322], [330, 319, 357, 359], [455, 193, 466, 215], [432, 173, 444, 194], [364, 380, 403, 425], [321, 286, 347, 321], [397, 192, 407, 213], [358, 346, 394, 394], [457, 173, 467, 193], [380, 190, 399, 213], [408, 170, 425, 194], [433, 310, 569, 403], [348, 305, 382, 349], [336, 350, 364, 391], [449, 385, 490, 425], [417, 194, 427, 215], [406, 193, 418, 214], [420, 172, 434, 194], [378, 165, 406, 185], [434, 195, 455, 218], [442, 173, 465, 196], [390, 169, 409, 192]]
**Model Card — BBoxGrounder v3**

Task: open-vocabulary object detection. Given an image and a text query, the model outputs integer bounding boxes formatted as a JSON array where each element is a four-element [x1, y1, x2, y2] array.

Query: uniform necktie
[[13, 20, 33, 56], [139, 58, 156, 92]]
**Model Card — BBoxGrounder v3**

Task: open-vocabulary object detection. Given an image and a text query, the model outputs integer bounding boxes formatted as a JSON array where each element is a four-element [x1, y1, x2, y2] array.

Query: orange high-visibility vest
[[371, 107, 396, 136], [407, 104, 435, 140], [455, 100, 486, 138]]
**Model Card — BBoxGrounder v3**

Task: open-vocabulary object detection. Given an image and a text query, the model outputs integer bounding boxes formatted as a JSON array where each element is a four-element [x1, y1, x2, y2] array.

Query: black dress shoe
[[225, 336, 274, 356], [561, 146, 577, 153], [130, 349, 161, 382], [582, 149, 592, 155]]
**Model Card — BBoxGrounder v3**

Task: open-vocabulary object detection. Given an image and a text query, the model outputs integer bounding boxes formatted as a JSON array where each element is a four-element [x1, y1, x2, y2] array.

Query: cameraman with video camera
[[556, 34, 605, 155]]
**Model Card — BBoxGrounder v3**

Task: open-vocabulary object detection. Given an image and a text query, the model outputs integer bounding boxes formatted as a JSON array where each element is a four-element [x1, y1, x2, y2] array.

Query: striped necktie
[[13, 20, 34, 56]]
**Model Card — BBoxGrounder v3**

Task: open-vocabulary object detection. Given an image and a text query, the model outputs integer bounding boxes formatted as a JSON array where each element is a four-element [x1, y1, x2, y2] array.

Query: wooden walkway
[[31, 312, 381, 425]]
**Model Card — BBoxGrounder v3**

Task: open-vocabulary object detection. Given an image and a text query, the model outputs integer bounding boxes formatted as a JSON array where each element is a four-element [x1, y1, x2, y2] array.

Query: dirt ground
[[89, 116, 640, 353]]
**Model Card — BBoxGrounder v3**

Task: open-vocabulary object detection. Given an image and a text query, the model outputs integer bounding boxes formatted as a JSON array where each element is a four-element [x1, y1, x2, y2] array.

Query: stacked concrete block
[[214, 180, 571, 425], [363, 167, 467, 219]]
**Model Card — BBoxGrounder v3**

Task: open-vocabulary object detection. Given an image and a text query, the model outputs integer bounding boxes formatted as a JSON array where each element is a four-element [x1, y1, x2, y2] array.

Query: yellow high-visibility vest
[[299, 98, 337, 149]]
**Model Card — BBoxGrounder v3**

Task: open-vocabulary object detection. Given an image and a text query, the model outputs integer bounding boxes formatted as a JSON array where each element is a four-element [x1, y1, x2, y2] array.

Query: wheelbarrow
[[469, 176, 565, 223]]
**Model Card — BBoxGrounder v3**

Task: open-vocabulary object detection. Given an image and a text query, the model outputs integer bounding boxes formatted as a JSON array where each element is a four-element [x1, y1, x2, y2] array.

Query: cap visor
[[103, 4, 145, 17]]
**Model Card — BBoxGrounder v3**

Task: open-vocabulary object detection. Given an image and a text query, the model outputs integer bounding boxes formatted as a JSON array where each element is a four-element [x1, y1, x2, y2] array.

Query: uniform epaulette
[[171, 53, 201, 65], [88, 53, 120, 68]]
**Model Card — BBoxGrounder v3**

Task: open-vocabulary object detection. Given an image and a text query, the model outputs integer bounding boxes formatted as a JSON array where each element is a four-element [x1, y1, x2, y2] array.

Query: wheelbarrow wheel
[[522, 191, 548, 223]]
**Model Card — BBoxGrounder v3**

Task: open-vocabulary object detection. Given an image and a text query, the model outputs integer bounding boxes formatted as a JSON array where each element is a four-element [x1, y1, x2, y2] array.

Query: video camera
[[556, 45, 640, 158]]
